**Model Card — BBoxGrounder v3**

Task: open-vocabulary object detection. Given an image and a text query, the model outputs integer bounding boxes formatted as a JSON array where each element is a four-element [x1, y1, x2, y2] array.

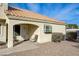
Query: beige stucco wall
[[0, 4, 7, 43], [52, 24, 66, 34], [0, 5, 8, 20], [8, 19, 66, 43], [0, 22, 6, 42], [36, 23, 66, 43]]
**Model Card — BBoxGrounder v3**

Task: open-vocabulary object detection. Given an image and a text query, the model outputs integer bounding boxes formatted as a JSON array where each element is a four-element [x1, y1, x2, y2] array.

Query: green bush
[[51, 33, 65, 42], [66, 32, 77, 41]]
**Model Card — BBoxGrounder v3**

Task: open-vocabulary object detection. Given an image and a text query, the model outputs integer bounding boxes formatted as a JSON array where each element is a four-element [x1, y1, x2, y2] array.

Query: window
[[44, 25, 52, 33]]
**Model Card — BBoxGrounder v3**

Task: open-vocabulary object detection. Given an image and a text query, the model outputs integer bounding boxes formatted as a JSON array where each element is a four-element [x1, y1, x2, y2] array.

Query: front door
[[13, 25, 20, 36]]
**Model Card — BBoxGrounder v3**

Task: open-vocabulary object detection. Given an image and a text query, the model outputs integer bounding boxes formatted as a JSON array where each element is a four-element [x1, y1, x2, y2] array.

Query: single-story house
[[0, 4, 66, 48]]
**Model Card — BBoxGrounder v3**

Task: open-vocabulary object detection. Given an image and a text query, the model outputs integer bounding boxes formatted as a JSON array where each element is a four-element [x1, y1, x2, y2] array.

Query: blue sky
[[9, 3, 79, 25]]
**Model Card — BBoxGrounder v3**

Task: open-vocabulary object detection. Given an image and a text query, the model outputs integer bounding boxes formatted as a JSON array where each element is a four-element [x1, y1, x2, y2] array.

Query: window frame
[[44, 25, 52, 33]]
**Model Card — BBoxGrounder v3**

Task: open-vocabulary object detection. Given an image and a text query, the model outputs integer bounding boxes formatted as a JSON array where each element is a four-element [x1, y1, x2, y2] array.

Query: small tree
[[78, 26, 79, 29], [66, 24, 78, 29]]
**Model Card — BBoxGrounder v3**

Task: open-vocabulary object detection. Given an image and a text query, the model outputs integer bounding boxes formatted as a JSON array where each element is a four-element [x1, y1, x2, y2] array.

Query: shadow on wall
[[28, 24, 39, 40], [13, 24, 39, 41]]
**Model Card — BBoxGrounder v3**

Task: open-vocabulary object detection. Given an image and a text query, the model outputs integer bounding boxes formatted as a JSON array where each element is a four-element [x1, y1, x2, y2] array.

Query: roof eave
[[7, 15, 65, 25]]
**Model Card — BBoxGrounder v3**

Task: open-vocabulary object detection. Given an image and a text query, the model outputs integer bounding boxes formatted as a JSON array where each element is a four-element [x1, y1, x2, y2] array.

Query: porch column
[[7, 24, 13, 48]]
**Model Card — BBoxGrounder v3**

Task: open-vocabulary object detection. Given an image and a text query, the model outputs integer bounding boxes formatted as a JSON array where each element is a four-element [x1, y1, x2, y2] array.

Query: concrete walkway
[[0, 41, 38, 55], [6, 41, 79, 56]]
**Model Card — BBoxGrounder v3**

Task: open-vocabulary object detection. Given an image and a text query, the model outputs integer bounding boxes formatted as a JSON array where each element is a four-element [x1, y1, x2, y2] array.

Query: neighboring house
[[0, 4, 66, 48]]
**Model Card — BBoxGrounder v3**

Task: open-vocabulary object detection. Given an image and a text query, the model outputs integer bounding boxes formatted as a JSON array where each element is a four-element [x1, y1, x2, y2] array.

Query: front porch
[[0, 19, 39, 48], [7, 23, 39, 48], [13, 24, 39, 46]]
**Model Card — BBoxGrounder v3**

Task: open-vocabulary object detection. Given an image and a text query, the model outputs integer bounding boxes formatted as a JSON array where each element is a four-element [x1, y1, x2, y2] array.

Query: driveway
[[5, 41, 79, 56]]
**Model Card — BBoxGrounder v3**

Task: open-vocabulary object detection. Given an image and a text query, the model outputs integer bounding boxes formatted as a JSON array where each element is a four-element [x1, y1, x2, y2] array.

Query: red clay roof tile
[[5, 7, 65, 25]]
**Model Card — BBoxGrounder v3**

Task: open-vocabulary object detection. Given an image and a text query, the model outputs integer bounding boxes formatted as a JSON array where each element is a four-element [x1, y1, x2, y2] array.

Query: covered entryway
[[13, 24, 39, 46]]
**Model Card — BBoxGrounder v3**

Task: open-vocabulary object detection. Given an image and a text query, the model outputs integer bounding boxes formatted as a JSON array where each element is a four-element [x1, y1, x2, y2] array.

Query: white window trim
[[44, 24, 52, 33]]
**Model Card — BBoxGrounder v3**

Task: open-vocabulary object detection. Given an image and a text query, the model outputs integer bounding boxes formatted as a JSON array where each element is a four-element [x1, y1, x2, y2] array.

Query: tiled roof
[[5, 7, 65, 25]]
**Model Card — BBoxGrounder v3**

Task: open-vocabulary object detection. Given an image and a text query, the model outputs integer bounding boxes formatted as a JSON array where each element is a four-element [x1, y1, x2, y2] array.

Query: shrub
[[66, 32, 77, 41], [51, 33, 65, 42]]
